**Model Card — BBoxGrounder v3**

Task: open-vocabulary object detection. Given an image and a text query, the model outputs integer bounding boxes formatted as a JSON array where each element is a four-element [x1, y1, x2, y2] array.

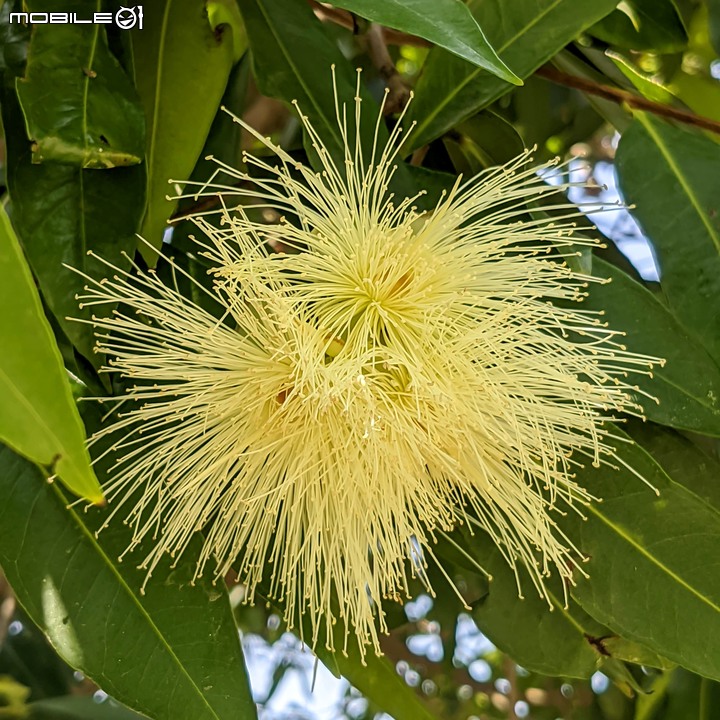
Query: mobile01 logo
[[10, 6, 143, 30]]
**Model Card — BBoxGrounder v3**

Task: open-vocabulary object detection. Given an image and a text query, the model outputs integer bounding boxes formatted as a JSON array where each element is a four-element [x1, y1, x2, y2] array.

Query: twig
[[364, 23, 411, 114], [308, 0, 720, 136], [0, 575, 15, 646], [503, 655, 520, 720], [536, 65, 720, 135], [308, 0, 430, 48]]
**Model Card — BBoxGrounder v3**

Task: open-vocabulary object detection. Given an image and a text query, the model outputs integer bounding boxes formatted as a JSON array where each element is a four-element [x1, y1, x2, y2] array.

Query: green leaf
[[132, 0, 242, 257], [15, 0, 144, 168], [0, 205, 102, 503], [461, 530, 604, 678], [666, 5, 720, 125], [565, 428, 720, 681], [2, 86, 145, 363], [406, 0, 619, 151], [709, 0, 720, 55], [588, 0, 688, 52], [325, 0, 520, 84], [608, 50, 677, 104], [316, 637, 437, 720], [635, 669, 720, 720], [238, 0, 370, 163], [626, 422, 720, 514], [0, 445, 257, 720], [238, 0, 417, 201], [29, 696, 145, 720], [583, 258, 720, 436], [265, 595, 436, 720], [616, 113, 720, 364], [443, 110, 524, 175], [603, 636, 675, 670]]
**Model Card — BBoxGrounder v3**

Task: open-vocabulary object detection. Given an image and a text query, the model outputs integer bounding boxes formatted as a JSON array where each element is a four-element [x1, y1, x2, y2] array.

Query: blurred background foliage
[[1, 0, 720, 719]]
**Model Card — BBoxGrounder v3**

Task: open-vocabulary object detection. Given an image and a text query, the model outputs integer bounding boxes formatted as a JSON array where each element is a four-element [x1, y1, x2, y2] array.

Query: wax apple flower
[[78, 80, 658, 658]]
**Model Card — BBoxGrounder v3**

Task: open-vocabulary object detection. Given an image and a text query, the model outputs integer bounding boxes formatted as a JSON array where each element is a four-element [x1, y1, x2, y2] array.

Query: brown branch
[[308, 1, 430, 48], [170, 0, 719, 227], [309, 0, 720, 136], [536, 65, 720, 136], [503, 655, 520, 720], [364, 23, 411, 114]]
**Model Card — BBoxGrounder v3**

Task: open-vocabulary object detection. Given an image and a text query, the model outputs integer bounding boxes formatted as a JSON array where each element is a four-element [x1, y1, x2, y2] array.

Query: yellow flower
[[78, 76, 658, 659]]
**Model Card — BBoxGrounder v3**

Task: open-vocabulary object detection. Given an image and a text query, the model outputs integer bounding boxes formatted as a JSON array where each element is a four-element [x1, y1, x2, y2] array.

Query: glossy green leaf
[[565, 428, 720, 681], [443, 110, 524, 175], [588, 0, 688, 52], [626, 422, 720, 513], [635, 669, 720, 720], [14, 0, 144, 168], [0, 205, 102, 503], [608, 50, 677, 103], [616, 113, 720, 363], [132, 0, 243, 257], [2, 87, 145, 363], [603, 636, 675, 671], [326, 0, 520, 84], [667, 5, 720, 125], [266, 594, 436, 720], [239, 0, 370, 163], [406, 0, 619, 151], [461, 530, 605, 678], [318, 642, 437, 720], [584, 258, 720, 436], [238, 0, 417, 200], [552, 49, 634, 133], [0, 445, 257, 720]]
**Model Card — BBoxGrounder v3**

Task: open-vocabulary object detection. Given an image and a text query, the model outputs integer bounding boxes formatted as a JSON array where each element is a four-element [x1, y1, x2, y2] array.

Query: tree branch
[[535, 65, 720, 135], [309, 0, 720, 137], [364, 23, 411, 114]]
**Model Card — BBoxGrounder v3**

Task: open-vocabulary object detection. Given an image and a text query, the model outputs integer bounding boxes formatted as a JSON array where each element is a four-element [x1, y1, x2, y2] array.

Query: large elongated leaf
[[239, 0, 374, 163], [319, 643, 437, 720], [15, 0, 144, 168], [588, 0, 688, 52], [565, 428, 720, 681], [326, 0, 519, 84], [0, 206, 102, 503], [0, 446, 257, 720], [238, 0, 418, 202], [616, 113, 720, 363], [2, 86, 145, 363], [406, 0, 619, 151], [584, 258, 720, 436], [264, 594, 436, 719], [461, 530, 605, 678], [132, 0, 243, 256]]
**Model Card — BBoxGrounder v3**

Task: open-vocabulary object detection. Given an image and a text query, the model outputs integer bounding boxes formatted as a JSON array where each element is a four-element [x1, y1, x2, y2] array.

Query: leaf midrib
[[80, 0, 102, 166], [585, 502, 720, 615], [254, 0, 343, 154], [411, 0, 564, 142], [0, 365, 83, 482], [52, 483, 222, 720], [637, 113, 720, 254], [145, 0, 173, 215], [654, 369, 720, 417]]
